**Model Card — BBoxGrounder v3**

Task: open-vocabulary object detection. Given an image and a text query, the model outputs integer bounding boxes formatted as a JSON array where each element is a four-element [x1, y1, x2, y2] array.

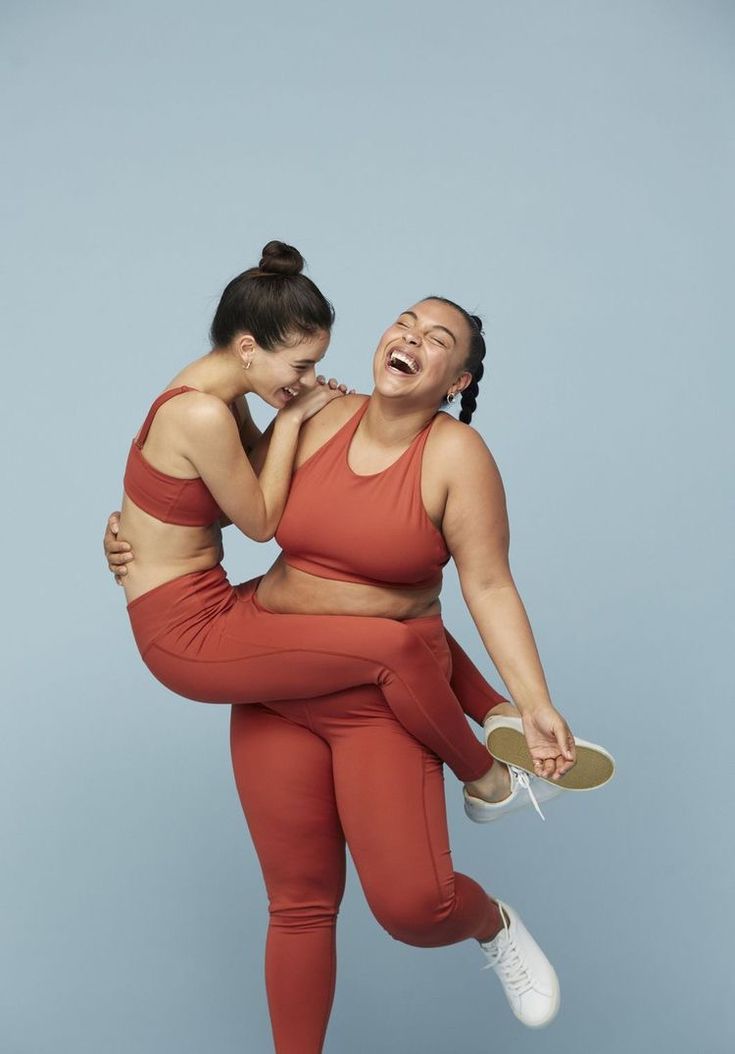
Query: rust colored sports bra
[[276, 400, 450, 589], [123, 387, 222, 526]]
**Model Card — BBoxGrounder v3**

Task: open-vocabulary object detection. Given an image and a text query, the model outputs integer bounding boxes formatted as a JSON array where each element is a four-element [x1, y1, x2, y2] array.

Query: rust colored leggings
[[127, 566, 504, 781], [230, 616, 505, 1054]]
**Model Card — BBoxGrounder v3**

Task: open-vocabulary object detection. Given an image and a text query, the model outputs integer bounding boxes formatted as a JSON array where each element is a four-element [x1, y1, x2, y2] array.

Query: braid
[[459, 314, 485, 425]]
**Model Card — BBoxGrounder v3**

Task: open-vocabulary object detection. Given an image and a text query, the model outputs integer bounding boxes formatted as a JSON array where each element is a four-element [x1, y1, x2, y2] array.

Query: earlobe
[[238, 335, 256, 371]]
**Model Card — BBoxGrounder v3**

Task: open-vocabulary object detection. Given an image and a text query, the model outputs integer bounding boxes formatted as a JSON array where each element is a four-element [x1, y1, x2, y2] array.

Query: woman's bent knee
[[372, 619, 433, 674], [370, 890, 455, 946]]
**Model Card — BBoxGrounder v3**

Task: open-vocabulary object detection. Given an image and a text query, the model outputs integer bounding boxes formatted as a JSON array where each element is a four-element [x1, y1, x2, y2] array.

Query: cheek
[[379, 327, 396, 348]]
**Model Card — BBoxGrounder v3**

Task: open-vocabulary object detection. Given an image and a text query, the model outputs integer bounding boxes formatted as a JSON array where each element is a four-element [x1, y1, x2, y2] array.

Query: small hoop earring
[[243, 358, 252, 371], [447, 392, 455, 404]]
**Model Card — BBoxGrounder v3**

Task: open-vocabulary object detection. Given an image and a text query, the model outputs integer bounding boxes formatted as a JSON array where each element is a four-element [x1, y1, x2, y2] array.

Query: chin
[[259, 393, 285, 410]]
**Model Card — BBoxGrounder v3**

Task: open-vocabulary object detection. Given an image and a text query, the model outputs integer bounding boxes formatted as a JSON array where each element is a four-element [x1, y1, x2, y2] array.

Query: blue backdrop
[[1, 1, 732, 1051]]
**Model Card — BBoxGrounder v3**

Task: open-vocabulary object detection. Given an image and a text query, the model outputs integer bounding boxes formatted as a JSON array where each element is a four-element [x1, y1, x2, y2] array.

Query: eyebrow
[[292, 357, 320, 365], [400, 310, 457, 344]]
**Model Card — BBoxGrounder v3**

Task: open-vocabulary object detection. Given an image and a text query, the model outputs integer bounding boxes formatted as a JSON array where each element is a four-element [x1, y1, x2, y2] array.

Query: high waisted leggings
[[127, 565, 505, 782], [230, 615, 505, 1054]]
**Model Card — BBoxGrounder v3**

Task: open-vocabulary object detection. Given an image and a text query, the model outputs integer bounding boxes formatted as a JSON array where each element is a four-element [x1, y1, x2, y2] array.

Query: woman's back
[[119, 387, 225, 602]]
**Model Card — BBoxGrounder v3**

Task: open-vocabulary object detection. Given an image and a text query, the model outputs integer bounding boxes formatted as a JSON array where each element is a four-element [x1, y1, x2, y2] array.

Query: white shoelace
[[510, 766, 546, 821], [482, 922, 536, 995]]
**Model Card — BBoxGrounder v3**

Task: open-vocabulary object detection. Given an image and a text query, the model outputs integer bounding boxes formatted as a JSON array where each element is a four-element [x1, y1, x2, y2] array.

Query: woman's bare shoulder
[[160, 389, 235, 432], [429, 411, 494, 464], [302, 391, 368, 434], [295, 392, 368, 464]]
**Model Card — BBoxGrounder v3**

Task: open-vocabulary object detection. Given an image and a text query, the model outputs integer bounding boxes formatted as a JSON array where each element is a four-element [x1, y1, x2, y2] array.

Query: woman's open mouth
[[281, 385, 299, 401], [386, 349, 420, 376]]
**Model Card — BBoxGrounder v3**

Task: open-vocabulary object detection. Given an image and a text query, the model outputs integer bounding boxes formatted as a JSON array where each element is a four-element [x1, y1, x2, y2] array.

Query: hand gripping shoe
[[484, 714, 615, 790]]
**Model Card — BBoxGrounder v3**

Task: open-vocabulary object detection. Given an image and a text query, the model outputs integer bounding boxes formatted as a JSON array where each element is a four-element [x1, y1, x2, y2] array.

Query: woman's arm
[[181, 384, 343, 542], [236, 376, 353, 478], [218, 397, 274, 525], [440, 426, 575, 778], [232, 394, 266, 458]]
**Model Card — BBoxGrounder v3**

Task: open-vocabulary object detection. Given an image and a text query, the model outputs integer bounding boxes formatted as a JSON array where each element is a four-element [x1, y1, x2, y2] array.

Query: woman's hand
[[521, 704, 577, 781], [280, 376, 354, 425], [104, 512, 134, 583]]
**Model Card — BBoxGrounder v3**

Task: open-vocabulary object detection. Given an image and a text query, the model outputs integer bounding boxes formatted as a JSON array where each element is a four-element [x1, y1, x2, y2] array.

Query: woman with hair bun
[[105, 245, 613, 1048]]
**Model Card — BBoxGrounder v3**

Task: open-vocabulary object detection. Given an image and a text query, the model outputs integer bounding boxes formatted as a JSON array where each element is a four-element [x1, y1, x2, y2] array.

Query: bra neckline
[[345, 401, 434, 479]]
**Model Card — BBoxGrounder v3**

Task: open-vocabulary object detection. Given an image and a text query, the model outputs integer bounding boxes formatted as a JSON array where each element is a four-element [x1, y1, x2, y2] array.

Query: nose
[[403, 327, 420, 346], [301, 366, 318, 389]]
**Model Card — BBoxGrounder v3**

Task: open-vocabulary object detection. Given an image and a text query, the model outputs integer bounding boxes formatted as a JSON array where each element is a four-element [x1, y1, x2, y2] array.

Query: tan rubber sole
[[486, 727, 615, 790]]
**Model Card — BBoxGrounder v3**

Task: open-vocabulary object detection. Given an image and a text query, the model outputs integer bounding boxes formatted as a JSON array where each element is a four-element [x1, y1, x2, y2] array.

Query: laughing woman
[[105, 243, 613, 1050]]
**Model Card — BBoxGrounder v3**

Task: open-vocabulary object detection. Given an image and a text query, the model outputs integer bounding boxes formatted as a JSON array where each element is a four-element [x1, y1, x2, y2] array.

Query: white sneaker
[[484, 714, 615, 790], [464, 765, 563, 823], [480, 901, 560, 1028]]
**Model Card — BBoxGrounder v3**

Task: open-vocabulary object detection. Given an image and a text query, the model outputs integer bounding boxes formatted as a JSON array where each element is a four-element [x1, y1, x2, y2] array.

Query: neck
[[173, 349, 250, 404], [360, 391, 439, 446]]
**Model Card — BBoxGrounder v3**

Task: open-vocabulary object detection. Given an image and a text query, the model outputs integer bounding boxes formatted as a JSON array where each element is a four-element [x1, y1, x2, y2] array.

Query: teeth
[[389, 349, 419, 374], [283, 386, 298, 396]]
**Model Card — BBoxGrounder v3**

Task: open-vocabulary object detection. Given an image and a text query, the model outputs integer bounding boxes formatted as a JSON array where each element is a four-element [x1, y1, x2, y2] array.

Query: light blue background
[[1, 1, 732, 1051]]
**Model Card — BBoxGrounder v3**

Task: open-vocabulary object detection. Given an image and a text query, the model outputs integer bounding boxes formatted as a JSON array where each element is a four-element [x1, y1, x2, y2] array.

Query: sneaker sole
[[487, 727, 614, 790]]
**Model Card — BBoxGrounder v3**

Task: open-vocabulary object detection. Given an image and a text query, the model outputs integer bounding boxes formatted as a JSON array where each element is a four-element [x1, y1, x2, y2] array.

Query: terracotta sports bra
[[275, 400, 450, 589], [123, 386, 222, 527]]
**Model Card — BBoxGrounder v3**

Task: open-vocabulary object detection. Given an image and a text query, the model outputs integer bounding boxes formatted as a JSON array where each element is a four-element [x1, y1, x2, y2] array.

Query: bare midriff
[[119, 496, 224, 604], [255, 553, 442, 620], [120, 501, 442, 619]]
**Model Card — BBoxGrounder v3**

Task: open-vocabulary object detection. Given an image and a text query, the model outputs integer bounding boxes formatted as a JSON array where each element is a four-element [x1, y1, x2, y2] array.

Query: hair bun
[[469, 314, 484, 333], [258, 240, 304, 277]]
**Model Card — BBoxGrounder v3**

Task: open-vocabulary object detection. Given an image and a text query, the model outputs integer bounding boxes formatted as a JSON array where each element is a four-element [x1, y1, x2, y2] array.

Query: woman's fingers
[[316, 375, 353, 392], [107, 547, 133, 572], [104, 511, 134, 579], [554, 720, 576, 762], [108, 550, 133, 567], [106, 541, 133, 564]]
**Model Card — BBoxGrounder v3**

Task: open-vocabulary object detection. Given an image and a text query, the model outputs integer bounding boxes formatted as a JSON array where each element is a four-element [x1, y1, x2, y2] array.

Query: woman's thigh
[[319, 695, 456, 917], [229, 704, 346, 914]]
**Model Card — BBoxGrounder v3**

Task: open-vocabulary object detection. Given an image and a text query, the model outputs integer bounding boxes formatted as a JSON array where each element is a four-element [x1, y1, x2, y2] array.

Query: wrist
[[274, 407, 304, 429], [512, 695, 555, 718]]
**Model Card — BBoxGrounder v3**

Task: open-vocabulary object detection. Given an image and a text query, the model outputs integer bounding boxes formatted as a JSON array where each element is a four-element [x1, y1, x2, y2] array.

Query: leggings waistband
[[127, 565, 243, 654]]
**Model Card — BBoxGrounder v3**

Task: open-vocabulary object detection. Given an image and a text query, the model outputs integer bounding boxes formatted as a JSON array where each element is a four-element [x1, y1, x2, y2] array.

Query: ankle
[[484, 701, 519, 722], [465, 762, 511, 804], [477, 902, 508, 944]]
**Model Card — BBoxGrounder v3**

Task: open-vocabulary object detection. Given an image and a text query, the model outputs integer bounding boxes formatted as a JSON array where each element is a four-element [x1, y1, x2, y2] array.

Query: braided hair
[[426, 297, 486, 425]]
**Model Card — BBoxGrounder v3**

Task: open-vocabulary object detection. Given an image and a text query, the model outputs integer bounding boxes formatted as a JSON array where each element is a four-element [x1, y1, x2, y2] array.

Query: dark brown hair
[[210, 241, 335, 350]]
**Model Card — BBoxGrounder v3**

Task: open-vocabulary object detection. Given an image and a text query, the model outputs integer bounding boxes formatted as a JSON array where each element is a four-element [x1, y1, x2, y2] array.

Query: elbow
[[248, 525, 274, 543], [460, 575, 516, 605], [250, 515, 278, 543], [233, 501, 277, 543]]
